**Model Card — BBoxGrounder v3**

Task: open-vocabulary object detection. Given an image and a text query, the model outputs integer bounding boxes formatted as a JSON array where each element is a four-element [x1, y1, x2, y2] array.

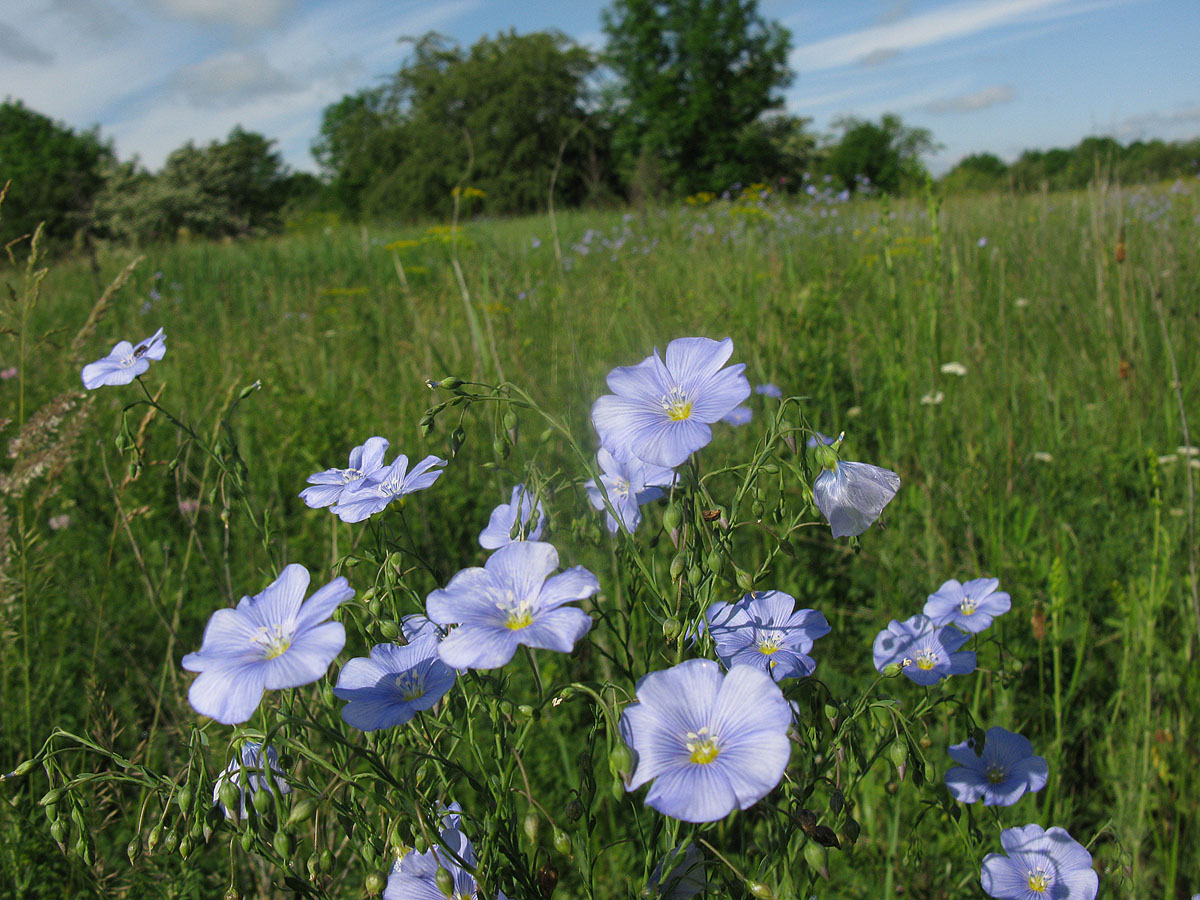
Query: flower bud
[[522, 809, 540, 845], [435, 865, 455, 897], [10, 759, 36, 777], [735, 568, 754, 592], [307, 851, 321, 880], [608, 744, 633, 780], [364, 871, 386, 895], [887, 741, 907, 770], [704, 549, 722, 574], [661, 617, 682, 642], [552, 828, 572, 856], [273, 830, 293, 859], [240, 828, 254, 851], [148, 825, 163, 853], [803, 840, 829, 879], [179, 835, 193, 859], [286, 797, 319, 828], [176, 786, 193, 812], [224, 889, 241, 900], [663, 504, 682, 532], [882, 662, 904, 678], [238, 380, 262, 400], [162, 828, 179, 855], [127, 838, 141, 864], [320, 849, 334, 873], [50, 819, 68, 844], [812, 443, 839, 471], [669, 554, 685, 581], [746, 881, 775, 899], [438, 377, 463, 390], [39, 788, 64, 807], [503, 410, 518, 431], [379, 620, 400, 640]]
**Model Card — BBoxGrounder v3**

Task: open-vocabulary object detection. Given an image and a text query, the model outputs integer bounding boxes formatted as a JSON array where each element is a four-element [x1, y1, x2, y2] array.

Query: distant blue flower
[[300, 436, 390, 509], [401, 614, 441, 642], [647, 842, 708, 899], [333, 635, 455, 731], [721, 405, 752, 425], [924, 578, 1011, 633], [585, 446, 675, 534], [479, 483, 545, 549], [978, 236, 988, 248], [754, 383, 782, 398], [705, 591, 830, 682], [181, 564, 351, 724], [332, 454, 446, 523], [981, 824, 1098, 900], [872, 614, 976, 685], [591, 337, 750, 468], [812, 447, 900, 538], [945, 726, 1048, 806], [806, 432, 836, 447], [427, 541, 598, 670], [212, 741, 290, 820], [385, 804, 509, 900], [620, 658, 791, 822], [81, 327, 166, 389]]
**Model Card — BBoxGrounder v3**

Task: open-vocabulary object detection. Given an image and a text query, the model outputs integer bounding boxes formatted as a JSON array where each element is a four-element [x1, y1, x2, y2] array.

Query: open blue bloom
[[620, 658, 791, 822], [300, 436, 390, 509], [182, 564, 351, 724], [647, 842, 708, 899], [81, 327, 166, 389], [427, 541, 598, 670], [981, 824, 1098, 900], [872, 614, 976, 685], [754, 383, 782, 398], [385, 804, 509, 900], [813, 451, 900, 538], [212, 741, 290, 820], [721, 405, 752, 425], [401, 614, 442, 642], [333, 635, 456, 731], [925, 577, 1012, 632], [591, 337, 751, 468], [946, 726, 1048, 806], [705, 591, 831, 682], [479, 483, 545, 549], [332, 453, 446, 523], [585, 446, 675, 534]]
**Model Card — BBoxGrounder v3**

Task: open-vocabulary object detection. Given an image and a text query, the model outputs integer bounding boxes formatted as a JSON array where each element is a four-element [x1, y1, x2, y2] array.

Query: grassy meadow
[[2, 178, 1198, 897]]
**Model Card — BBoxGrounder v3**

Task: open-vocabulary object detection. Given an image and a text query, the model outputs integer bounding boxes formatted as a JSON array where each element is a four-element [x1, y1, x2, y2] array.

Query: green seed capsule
[[176, 786, 193, 812], [662, 617, 682, 642], [503, 410, 518, 431], [523, 809, 539, 845], [669, 554, 686, 581], [887, 741, 908, 769], [705, 549, 722, 574], [746, 881, 775, 899], [50, 819, 68, 843], [364, 871, 386, 895], [286, 797, 319, 828], [735, 568, 754, 591], [552, 828, 571, 856], [662, 504, 682, 532], [307, 852, 321, 879], [320, 849, 334, 873], [179, 835, 193, 859], [435, 866, 455, 897], [147, 825, 163, 853], [127, 838, 141, 864], [240, 828, 254, 851], [273, 830, 293, 859], [162, 829, 179, 855], [379, 620, 399, 640]]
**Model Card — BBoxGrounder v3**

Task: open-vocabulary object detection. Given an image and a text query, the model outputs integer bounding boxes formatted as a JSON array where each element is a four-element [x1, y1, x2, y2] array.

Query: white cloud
[[144, 0, 298, 31], [926, 84, 1014, 114], [1113, 104, 1200, 139], [792, 0, 1105, 72], [858, 47, 901, 66], [0, 23, 53, 64], [170, 50, 299, 107]]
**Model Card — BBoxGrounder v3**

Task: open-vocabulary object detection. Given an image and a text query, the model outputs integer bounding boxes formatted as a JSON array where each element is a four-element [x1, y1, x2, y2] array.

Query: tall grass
[[1, 178, 1197, 897]]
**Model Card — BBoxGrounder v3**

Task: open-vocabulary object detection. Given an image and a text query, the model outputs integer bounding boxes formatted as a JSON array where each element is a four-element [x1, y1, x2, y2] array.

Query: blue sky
[[2, 0, 1197, 175]]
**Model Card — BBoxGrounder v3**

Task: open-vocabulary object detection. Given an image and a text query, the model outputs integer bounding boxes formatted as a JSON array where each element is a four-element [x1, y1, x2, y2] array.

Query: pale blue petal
[[188, 662, 266, 724], [663, 337, 733, 394], [484, 541, 558, 603], [437, 625, 520, 669], [644, 762, 737, 823], [295, 576, 352, 631], [691, 366, 751, 422], [518, 607, 592, 652], [538, 566, 600, 609]]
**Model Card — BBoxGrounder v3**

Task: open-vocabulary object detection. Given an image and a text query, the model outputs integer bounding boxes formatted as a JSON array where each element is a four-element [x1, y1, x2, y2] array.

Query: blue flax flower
[[754, 383, 782, 398], [333, 635, 456, 731], [705, 591, 831, 682], [479, 483, 545, 549], [332, 453, 446, 523], [872, 614, 976, 685], [591, 337, 751, 468], [620, 658, 791, 822], [182, 564, 351, 724], [81, 327, 166, 389], [385, 805, 509, 900], [212, 741, 290, 820], [646, 842, 708, 899], [924, 577, 1012, 633], [426, 541, 598, 670], [300, 436, 390, 509], [812, 439, 900, 538], [585, 446, 675, 534], [981, 824, 1098, 900], [945, 726, 1048, 806], [721, 405, 752, 425]]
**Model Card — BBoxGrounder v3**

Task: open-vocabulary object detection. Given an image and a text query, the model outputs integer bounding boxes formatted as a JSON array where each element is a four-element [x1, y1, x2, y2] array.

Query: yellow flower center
[[959, 595, 978, 615], [986, 763, 1006, 784], [661, 387, 693, 422], [757, 632, 784, 655], [251, 624, 292, 660], [685, 727, 720, 764], [395, 673, 425, 702], [1027, 868, 1049, 893], [498, 590, 535, 630], [915, 648, 938, 670]]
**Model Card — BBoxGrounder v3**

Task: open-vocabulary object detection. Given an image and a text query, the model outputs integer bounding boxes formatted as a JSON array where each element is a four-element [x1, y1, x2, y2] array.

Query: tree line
[[2, 0, 1198, 248]]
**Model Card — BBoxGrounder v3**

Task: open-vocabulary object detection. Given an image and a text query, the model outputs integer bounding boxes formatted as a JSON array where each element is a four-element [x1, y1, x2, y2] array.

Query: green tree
[[602, 0, 793, 196], [0, 99, 111, 243], [824, 114, 936, 194], [314, 31, 605, 219], [91, 126, 292, 243], [941, 152, 1008, 193]]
